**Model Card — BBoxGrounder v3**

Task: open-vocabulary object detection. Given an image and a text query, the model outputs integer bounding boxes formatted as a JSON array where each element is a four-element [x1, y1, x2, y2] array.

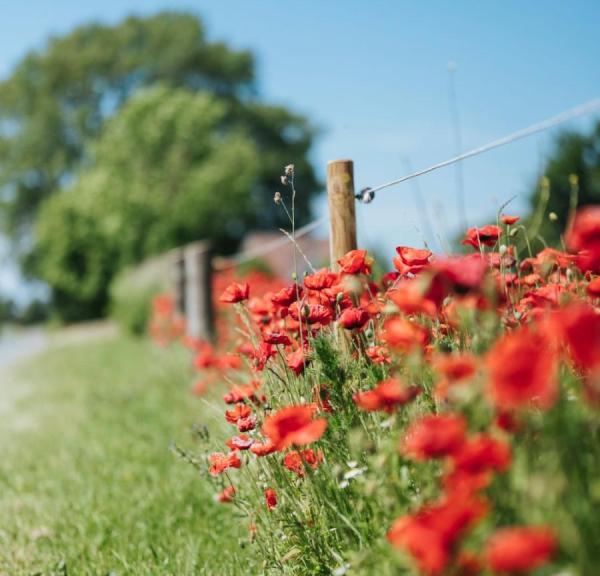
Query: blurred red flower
[[484, 526, 557, 573], [283, 448, 323, 477], [486, 328, 558, 410], [262, 404, 327, 450], [208, 452, 241, 476], [501, 214, 520, 225], [461, 225, 502, 249], [566, 206, 600, 273], [402, 414, 467, 460], [219, 282, 250, 303], [339, 306, 370, 330], [264, 488, 278, 510], [216, 485, 236, 503], [354, 377, 420, 413], [387, 495, 487, 575], [383, 317, 429, 351]]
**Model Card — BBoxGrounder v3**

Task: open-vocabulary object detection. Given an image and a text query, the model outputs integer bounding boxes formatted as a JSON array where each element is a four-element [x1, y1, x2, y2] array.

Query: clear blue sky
[[1, 1, 599, 297]]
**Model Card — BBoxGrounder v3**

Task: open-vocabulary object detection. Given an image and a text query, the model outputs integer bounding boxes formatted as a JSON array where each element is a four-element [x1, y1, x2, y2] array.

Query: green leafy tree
[[33, 87, 262, 320], [0, 12, 319, 320], [528, 122, 600, 246]]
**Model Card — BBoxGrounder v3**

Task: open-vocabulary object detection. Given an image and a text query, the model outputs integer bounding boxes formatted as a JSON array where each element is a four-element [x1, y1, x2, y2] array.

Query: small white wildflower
[[333, 564, 350, 576], [284, 163, 294, 177], [339, 480, 349, 489], [346, 460, 358, 469], [380, 417, 394, 429], [344, 467, 366, 481]]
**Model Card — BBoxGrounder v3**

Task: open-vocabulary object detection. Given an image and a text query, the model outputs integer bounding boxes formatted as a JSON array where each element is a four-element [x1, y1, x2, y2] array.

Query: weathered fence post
[[170, 248, 186, 316], [327, 159, 357, 270], [183, 241, 215, 342]]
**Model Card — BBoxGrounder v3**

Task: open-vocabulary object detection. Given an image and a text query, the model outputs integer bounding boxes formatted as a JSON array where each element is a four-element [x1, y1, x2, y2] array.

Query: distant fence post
[[170, 248, 186, 316], [327, 159, 357, 270], [183, 241, 215, 343]]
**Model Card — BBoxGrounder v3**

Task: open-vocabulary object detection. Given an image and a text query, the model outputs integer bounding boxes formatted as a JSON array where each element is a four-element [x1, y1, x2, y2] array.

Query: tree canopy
[[0, 12, 319, 319], [528, 122, 600, 246]]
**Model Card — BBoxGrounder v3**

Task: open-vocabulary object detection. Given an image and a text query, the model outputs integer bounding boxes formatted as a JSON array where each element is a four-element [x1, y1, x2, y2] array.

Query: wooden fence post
[[183, 241, 215, 342], [170, 248, 186, 316], [327, 159, 357, 270]]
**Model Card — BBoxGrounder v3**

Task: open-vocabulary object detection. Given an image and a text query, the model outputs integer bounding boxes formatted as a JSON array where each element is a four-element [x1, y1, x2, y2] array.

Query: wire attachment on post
[[356, 186, 375, 204]]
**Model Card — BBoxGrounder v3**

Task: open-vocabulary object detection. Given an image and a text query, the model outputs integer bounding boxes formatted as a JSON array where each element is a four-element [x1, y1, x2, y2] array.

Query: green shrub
[[109, 253, 171, 335]]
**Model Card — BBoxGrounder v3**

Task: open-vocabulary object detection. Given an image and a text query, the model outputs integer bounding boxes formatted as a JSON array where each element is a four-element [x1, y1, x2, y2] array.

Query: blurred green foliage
[[110, 252, 171, 335], [0, 12, 319, 321], [527, 121, 600, 247]]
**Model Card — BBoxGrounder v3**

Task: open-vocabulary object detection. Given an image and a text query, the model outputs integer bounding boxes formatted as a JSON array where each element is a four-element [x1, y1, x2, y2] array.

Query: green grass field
[[0, 334, 253, 575]]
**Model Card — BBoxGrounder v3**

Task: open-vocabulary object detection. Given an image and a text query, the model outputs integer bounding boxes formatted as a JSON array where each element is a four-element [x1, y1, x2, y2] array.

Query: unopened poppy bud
[[302, 304, 310, 317], [284, 164, 294, 177], [509, 227, 519, 237], [291, 272, 297, 281], [273, 191, 282, 204], [336, 292, 344, 303], [549, 212, 558, 222], [364, 327, 373, 339], [280, 175, 288, 185], [569, 173, 579, 187], [499, 244, 507, 255]]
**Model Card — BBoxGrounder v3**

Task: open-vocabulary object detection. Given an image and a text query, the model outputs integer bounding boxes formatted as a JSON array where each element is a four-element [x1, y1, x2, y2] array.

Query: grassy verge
[[0, 334, 253, 575]]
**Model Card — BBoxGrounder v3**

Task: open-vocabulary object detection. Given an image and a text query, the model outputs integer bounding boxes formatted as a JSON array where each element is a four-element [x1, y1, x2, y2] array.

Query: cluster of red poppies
[[157, 206, 600, 575]]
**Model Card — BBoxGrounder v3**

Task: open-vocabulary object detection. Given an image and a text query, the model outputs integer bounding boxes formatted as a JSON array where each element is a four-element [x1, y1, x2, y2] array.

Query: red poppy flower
[[262, 404, 327, 450], [445, 435, 511, 494], [552, 303, 600, 373], [216, 485, 236, 503], [236, 415, 257, 432], [249, 439, 277, 457], [264, 488, 278, 510], [223, 381, 261, 405], [587, 276, 600, 297], [338, 306, 370, 330], [286, 347, 309, 375], [208, 452, 242, 476], [288, 302, 334, 325], [461, 225, 502, 249], [304, 268, 337, 291], [225, 434, 254, 451], [486, 328, 558, 410], [501, 214, 520, 225], [566, 206, 600, 272], [219, 282, 250, 304], [272, 284, 303, 307], [338, 249, 372, 275], [283, 448, 324, 477], [383, 317, 429, 351], [225, 403, 252, 424], [392, 246, 433, 276], [354, 378, 420, 412], [366, 345, 391, 364], [262, 330, 292, 346], [387, 495, 487, 575], [484, 526, 557, 573], [387, 281, 437, 317], [402, 414, 467, 460], [252, 342, 276, 371], [432, 353, 477, 399], [423, 255, 489, 308]]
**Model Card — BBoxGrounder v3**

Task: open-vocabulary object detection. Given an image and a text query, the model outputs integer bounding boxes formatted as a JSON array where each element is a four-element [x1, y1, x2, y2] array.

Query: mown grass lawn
[[0, 333, 253, 575]]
